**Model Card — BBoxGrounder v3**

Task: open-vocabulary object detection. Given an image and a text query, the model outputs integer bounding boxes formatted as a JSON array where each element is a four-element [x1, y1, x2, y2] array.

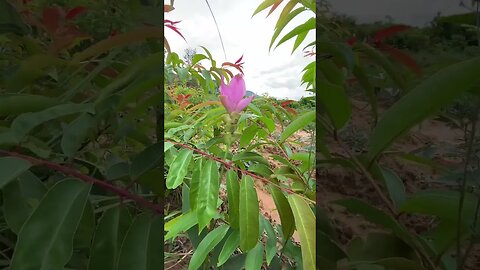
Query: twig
[[0, 150, 163, 215], [165, 250, 193, 270]]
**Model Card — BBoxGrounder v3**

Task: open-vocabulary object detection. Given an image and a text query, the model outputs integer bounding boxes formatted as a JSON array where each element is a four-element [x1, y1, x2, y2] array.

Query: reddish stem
[[0, 150, 162, 215]]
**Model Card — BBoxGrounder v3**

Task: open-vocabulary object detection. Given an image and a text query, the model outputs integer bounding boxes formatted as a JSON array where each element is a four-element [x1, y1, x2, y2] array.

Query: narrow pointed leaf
[[11, 103, 95, 140], [0, 157, 31, 188], [217, 229, 240, 267], [288, 194, 315, 270], [10, 179, 91, 270], [87, 206, 132, 270], [165, 211, 198, 240], [262, 218, 277, 265], [130, 143, 163, 179], [116, 213, 162, 270], [239, 175, 259, 252], [188, 224, 229, 270], [166, 148, 193, 189], [245, 243, 264, 270], [252, 0, 281, 17], [197, 160, 220, 232], [275, 18, 314, 49], [226, 170, 240, 228], [3, 171, 46, 234], [279, 110, 315, 143], [269, 185, 295, 240], [368, 56, 480, 162], [189, 158, 203, 210]]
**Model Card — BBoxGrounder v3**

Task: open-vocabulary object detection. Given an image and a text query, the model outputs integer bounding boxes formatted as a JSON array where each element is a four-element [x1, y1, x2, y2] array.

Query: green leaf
[[262, 217, 277, 265], [288, 194, 315, 270], [258, 116, 275, 133], [0, 95, 57, 117], [348, 257, 426, 270], [226, 170, 240, 229], [189, 158, 203, 210], [88, 206, 132, 270], [400, 191, 477, 223], [269, 185, 295, 240], [368, 56, 480, 162], [3, 171, 46, 234], [197, 160, 220, 232], [275, 18, 315, 49], [11, 103, 95, 141], [0, 157, 31, 189], [239, 175, 260, 252], [379, 167, 406, 210], [165, 211, 198, 240], [245, 243, 264, 270], [188, 224, 230, 270], [318, 80, 351, 129], [217, 229, 240, 267], [10, 179, 91, 270], [116, 213, 162, 270], [130, 143, 163, 179], [248, 164, 274, 178], [73, 200, 95, 249], [240, 124, 259, 148], [359, 43, 407, 91], [61, 113, 97, 157], [166, 148, 193, 189], [334, 198, 414, 247], [292, 29, 308, 53], [279, 110, 315, 143], [269, 7, 306, 51], [233, 151, 269, 165]]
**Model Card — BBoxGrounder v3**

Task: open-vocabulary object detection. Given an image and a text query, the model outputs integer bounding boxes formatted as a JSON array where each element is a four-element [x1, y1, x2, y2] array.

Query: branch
[[165, 139, 316, 204], [0, 150, 163, 215]]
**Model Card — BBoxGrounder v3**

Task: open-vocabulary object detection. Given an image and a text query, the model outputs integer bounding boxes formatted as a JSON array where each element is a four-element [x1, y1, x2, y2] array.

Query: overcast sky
[[329, 0, 468, 26], [164, 1, 315, 100]]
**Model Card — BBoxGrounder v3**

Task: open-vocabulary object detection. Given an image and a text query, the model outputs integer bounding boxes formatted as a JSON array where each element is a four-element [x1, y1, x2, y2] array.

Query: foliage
[[163, 0, 316, 269], [318, 2, 480, 270]]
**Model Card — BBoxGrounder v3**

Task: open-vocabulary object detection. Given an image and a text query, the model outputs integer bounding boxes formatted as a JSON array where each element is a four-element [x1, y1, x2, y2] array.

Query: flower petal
[[220, 95, 235, 113], [234, 96, 254, 113], [227, 74, 246, 105]]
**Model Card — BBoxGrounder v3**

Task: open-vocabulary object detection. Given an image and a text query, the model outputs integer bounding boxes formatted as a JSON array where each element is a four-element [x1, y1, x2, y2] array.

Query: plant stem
[[0, 150, 163, 214], [456, 100, 479, 269]]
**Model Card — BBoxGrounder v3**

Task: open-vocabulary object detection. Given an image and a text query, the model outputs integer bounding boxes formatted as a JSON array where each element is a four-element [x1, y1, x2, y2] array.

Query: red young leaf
[[267, 1, 283, 17], [377, 44, 422, 76], [65, 6, 87, 20], [281, 100, 294, 107], [235, 55, 244, 64], [42, 6, 65, 34], [346, 36, 357, 46], [164, 23, 186, 41], [164, 19, 181, 25], [373, 25, 411, 43], [285, 107, 297, 115]]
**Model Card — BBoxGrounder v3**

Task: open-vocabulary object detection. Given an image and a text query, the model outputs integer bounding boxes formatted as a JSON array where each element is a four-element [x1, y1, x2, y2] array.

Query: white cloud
[[164, 0, 315, 100]]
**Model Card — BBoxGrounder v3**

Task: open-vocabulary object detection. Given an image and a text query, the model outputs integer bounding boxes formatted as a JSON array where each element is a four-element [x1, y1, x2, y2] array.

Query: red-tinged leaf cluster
[[176, 94, 192, 109], [274, 100, 297, 115], [345, 24, 421, 76], [222, 55, 245, 74], [164, 19, 186, 41], [19, 4, 91, 53]]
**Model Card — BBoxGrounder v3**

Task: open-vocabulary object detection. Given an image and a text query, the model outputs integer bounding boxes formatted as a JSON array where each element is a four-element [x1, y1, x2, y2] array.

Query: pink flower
[[219, 74, 254, 114]]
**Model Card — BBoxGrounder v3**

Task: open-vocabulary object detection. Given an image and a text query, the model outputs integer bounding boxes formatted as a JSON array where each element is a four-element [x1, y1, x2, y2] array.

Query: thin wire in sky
[[204, 0, 228, 61]]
